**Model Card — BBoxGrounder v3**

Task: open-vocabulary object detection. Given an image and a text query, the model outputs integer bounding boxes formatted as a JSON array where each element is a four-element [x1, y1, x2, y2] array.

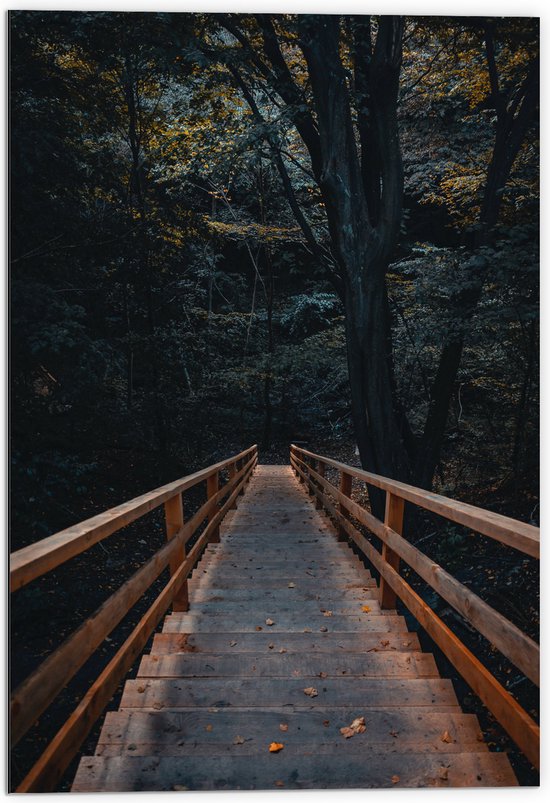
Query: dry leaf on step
[[340, 716, 366, 738], [279, 723, 288, 732], [288, 582, 295, 588], [229, 640, 237, 647], [275, 780, 285, 787], [269, 742, 284, 753], [380, 640, 390, 647], [441, 730, 453, 743], [323, 610, 333, 617], [303, 687, 318, 697], [205, 724, 213, 732], [233, 735, 245, 745], [362, 605, 371, 613], [439, 767, 449, 781], [391, 775, 400, 784], [266, 618, 275, 626]]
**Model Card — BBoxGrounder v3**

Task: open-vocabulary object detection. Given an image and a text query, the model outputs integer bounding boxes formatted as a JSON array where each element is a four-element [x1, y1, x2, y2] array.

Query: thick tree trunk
[[343, 269, 411, 517]]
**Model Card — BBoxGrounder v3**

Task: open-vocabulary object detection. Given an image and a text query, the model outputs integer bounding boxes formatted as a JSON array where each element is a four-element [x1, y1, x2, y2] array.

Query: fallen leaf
[[268, 643, 275, 650], [275, 780, 285, 787], [340, 727, 355, 739], [205, 724, 213, 732], [362, 605, 371, 613], [266, 618, 275, 626], [152, 702, 163, 710], [279, 648, 287, 653], [229, 640, 238, 647], [269, 742, 284, 753], [318, 671, 328, 679], [288, 582, 295, 588], [137, 685, 146, 694], [441, 730, 453, 743], [279, 723, 288, 732], [173, 785, 189, 791], [303, 687, 318, 697], [340, 716, 366, 738], [389, 730, 399, 738], [380, 640, 390, 647], [439, 767, 449, 781], [323, 610, 333, 617], [319, 626, 328, 632], [391, 775, 400, 784], [255, 626, 263, 631], [303, 628, 312, 633], [233, 735, 245, 745], [207, 707, 219, 713], [323, 720, 330, 727]]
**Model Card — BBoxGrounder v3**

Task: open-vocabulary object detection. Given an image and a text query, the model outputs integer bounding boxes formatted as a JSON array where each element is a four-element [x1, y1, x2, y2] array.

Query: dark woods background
[[9, 11, 539, 788], [10, 11, 538, 545]]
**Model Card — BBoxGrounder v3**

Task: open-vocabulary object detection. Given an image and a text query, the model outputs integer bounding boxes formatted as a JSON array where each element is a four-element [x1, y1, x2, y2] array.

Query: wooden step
[[136, 651, 439, 679], [119, 677, 462, 711], [93, 708, 487, 755], [149, 632, 421, 655], [186, 586, 379, 603], [162, 613, 404, 633], [71, 751, 517, 790]]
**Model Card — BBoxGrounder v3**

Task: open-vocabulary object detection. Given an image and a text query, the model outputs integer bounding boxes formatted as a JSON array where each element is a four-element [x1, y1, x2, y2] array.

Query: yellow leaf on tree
[[269, 742, 284, 753]]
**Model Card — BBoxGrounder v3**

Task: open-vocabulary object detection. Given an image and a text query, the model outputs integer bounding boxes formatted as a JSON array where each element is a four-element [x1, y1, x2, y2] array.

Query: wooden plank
[[164, 493, 188, 612], [119, 676, 461, 710], [95, 708, 485, 751], [10, 445, 257, 591], [291, 446, 539, 557], [380, 493, 405, 610], [149, 631, 421, 654], [207, 471, 220, 543], [16, 457, 257, 793], [136, 651, 438, 679], [162, 614, 408, 633], [337, 472, 352, 541], [71, 751, 517, 791]]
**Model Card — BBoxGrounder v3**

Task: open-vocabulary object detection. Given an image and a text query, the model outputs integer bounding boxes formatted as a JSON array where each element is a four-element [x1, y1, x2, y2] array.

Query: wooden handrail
[[11, 446, 258, 792], [290, 444, 539, 770], [291, 445, 539, 558]]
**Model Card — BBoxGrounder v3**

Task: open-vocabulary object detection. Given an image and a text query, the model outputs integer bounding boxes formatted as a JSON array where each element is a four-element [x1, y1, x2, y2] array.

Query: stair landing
[[71, 465, 517, 790]]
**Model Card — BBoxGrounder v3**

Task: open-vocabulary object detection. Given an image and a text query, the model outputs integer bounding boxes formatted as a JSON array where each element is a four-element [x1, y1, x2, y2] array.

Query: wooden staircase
[[71, 465, 517, 790]]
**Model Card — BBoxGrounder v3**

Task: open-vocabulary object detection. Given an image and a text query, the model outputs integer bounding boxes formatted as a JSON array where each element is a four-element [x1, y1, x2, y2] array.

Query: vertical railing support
[[164, 492, 188, 612], [228, 461, 237, 508], [207, 471, 220, 542], [338, 471, 352, 541], [379, 492, 405, 609], [238, 458, 245, 495], [315, 461, 325, 509]]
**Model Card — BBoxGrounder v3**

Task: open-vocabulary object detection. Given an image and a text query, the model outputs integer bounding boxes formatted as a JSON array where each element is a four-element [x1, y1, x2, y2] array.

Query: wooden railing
[[290, 444, 540, 770], [10, 445, 258, 793]]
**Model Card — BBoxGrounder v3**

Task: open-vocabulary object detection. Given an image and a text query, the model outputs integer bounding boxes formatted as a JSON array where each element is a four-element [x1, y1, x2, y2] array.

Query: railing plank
[[11, 446, 257, 592], [380, 493, 404, 610], [291, 445, 539, 557]]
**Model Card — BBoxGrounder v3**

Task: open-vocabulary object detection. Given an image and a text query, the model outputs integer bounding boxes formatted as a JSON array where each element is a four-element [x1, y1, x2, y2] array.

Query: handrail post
[[164, 493, 188, 612], [338, 471, 352, 541], [238, 458, 245, 495], [315, 460, 325, 509], [207, 471, 220, 542], [379, 492, 405, 609], [228, 461, 237, 508]]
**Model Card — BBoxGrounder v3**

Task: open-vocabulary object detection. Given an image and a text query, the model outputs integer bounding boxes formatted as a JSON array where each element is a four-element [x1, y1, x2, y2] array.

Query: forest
[[9, 9, 539, 791]]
